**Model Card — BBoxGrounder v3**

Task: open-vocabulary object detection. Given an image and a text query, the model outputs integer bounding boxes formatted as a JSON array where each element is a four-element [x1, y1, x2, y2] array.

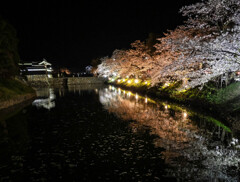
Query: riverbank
[[0, 78, 36, 110], [110, 79, 240, 127]]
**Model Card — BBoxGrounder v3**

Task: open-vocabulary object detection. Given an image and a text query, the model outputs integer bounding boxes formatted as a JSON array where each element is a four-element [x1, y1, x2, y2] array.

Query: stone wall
[[48, 78, 65, 86], [26, 75, 49, 87], [26, 76, 106, 86], [67, 77, 106, 85], [26, 75, 49, 82]]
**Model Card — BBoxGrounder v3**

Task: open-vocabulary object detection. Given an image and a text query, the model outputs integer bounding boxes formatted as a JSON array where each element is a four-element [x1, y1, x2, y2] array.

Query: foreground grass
[[0, 78, 35, 102]]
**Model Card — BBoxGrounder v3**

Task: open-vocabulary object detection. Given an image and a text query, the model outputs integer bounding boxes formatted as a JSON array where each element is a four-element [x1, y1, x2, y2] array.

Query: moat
[[0, 84, 239, 181]]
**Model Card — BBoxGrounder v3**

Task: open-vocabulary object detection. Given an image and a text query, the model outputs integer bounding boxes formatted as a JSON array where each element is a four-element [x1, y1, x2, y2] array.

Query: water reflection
[[32, 88, 56, 110], [32, 84, 105, 110], [99, 86, 240, 181]]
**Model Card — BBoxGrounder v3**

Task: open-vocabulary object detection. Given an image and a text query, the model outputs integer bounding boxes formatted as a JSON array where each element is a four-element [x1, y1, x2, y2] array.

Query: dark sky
[[0, 0, 200, 71]]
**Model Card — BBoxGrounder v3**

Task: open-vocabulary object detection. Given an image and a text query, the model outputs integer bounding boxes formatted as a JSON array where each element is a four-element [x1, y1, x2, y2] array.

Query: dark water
[[0, 84, 240, 181]]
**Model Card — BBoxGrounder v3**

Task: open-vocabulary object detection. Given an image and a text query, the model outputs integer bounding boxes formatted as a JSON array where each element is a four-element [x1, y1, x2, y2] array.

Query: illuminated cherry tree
[[124, 40, 154, 79], [97, 0, 240, 89], [151, 0, 240, 88], [97, 41, 155, 79]]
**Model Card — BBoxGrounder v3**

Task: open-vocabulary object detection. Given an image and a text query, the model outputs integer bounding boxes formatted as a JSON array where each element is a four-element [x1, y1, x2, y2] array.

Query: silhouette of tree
[[0, 16, 19, 78]]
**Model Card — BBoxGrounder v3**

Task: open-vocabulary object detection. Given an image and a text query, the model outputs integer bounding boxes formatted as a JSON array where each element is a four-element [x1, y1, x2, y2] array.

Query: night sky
[[0, 0, 200, 71]]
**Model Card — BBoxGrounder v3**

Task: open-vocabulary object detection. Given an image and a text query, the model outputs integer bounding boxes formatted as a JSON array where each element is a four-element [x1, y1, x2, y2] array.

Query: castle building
[[19, 59, 53, 78]]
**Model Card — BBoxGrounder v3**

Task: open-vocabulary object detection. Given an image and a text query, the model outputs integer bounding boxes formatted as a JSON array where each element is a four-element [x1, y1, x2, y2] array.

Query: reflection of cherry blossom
[[99, 86, 240, 181]]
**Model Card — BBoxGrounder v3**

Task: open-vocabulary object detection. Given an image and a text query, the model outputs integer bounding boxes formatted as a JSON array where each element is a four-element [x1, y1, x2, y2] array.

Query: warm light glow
[[118, 88, 121, 94], [127, 91, 131, 96], [60, 68, 71, 75], [117, 79, 120, 83], [145, 97, 148, 103], [145, 81, 148, 84], [164, 82, 170, 87], [165, 105, 168, 109], [122, 79, 126, 82], [183, 112, 187, 118], [127, 80, 131, 84], [134, 79, 139, 83], [135, 94, 138, 99], [123, 90, 126, 94]]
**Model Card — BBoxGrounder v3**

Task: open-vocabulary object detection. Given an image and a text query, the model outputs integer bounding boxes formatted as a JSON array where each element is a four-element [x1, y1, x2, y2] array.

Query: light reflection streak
[[135, 94, 138, 100], [99, 86, 240, 181], [32, 88, 56, 110], [145, 97, 148, 103]]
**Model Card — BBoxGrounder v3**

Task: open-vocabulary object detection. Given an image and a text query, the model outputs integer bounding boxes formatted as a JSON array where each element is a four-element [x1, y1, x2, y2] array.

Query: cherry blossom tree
[[97, 0, 240, 90], [97, 41, 155, 79], [151, 0, 240, 88]]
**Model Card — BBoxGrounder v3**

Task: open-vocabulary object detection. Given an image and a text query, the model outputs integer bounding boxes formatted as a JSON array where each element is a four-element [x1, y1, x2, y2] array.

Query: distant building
[[19, 59, 53, 78]]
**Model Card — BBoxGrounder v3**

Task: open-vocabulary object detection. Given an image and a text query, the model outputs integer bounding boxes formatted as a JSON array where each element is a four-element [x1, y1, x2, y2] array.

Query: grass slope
[[0, 78, 35, 102]]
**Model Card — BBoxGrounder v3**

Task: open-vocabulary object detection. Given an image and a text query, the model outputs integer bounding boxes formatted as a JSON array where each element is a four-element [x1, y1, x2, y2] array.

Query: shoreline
[[0, 93, 36, 122], [109, 82, 238, 129], [0, 93, 36, 111], [0, 78, 37, 111]]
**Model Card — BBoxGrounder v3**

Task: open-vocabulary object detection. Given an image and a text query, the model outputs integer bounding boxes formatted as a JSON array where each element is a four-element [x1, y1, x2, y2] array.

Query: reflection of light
[[135, 79, 139, 83], [122, 79, 126, 82], [95, 89, 98, 93], [127, 91, 131, 96], [164, 82, 170, 87], [117, 80, 120, 83], [118, 88, 121, 94], [111, 86, 115, 91], [127, 80, 131, 84], [135, 94, 138, 99], [123, 90, 126, 94], [183, 112, 187, 118], [109, 85, 112, 90], [145, 97, 148, 103], [145, 81, 148, 84], [32, 88, 56, 110], [32, 99, 55, 110], [98, 88, 240, 179]]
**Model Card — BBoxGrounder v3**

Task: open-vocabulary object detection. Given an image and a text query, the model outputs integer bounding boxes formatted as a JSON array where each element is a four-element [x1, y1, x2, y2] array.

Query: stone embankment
[[67, 77, 106, 85], [27, 76, 106, 87]]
